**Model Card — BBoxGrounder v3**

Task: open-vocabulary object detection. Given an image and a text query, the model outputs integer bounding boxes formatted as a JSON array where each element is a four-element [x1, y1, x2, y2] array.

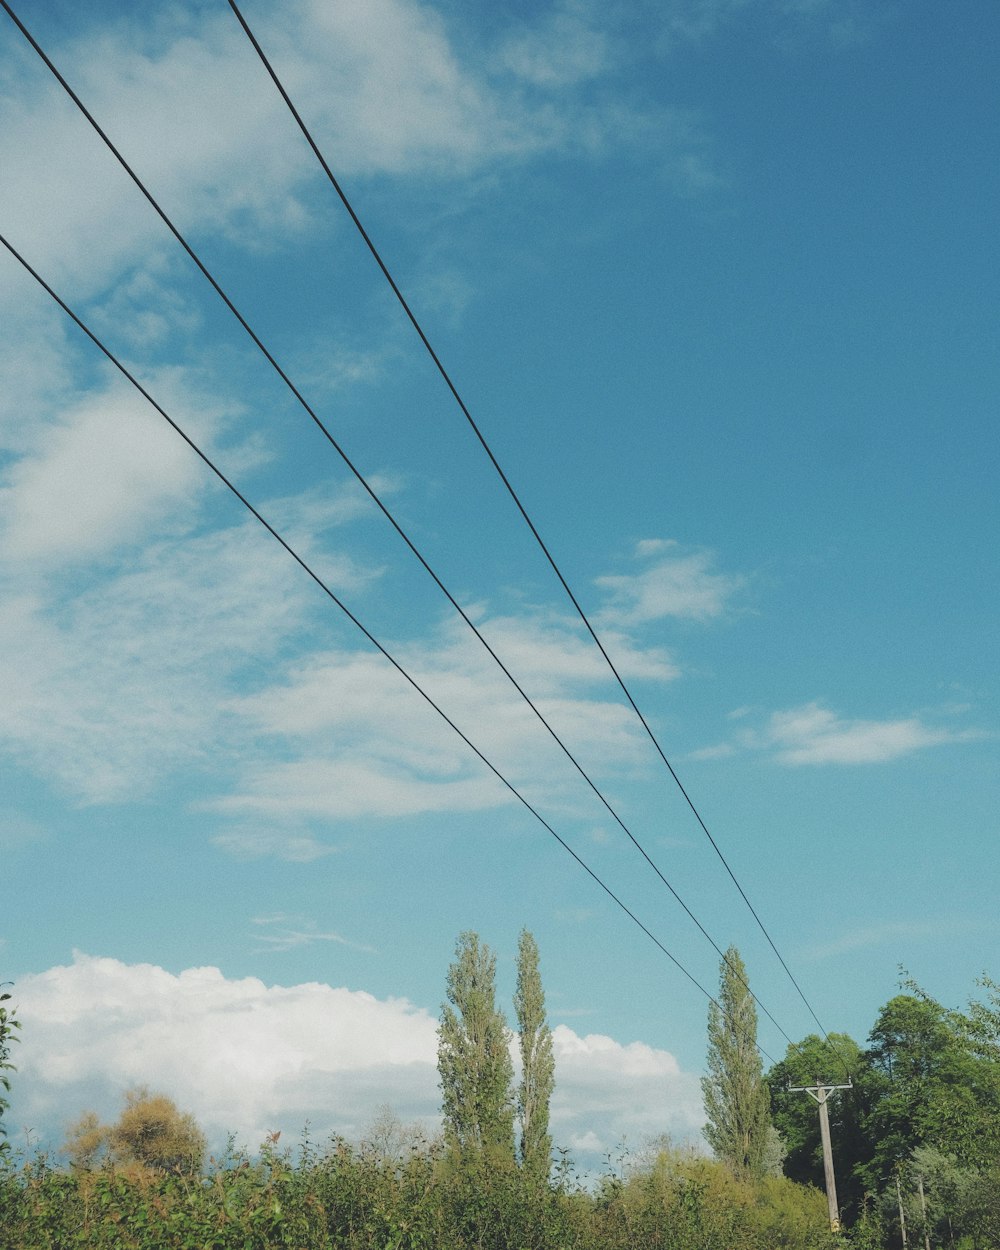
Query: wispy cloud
[[595, 539, 744, 627], [0, 0, 719, 313], [211, 827, 340, 863], [804, 916, 994, 961], [0, 480, 375, 804], [496, 0, 614, 88], [210, 599, 675, 830], [694, 700, 978, 767], [763, 702, 964, 765], [660, 0, 875, 48], [0, 374, 210, 566], [250, 915, 376, 954]]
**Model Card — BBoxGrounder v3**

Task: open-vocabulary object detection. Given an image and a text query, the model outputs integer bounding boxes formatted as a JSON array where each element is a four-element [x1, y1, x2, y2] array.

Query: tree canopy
[[437, 931, 515, 1166], [514, 928, 554, 1181], [701, 945, 772, 1181]]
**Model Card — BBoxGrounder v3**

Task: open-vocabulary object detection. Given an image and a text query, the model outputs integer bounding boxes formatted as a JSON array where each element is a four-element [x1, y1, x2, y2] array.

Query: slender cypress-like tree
[[437, 931, 515, 1164], [701, 944, 772, 1180], [0, 985, 19, 1155], [514, 929, 554, 1180]]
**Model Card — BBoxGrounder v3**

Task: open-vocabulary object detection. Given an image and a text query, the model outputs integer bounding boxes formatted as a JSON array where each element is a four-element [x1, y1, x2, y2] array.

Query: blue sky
[[2, 0, 997, 1165]]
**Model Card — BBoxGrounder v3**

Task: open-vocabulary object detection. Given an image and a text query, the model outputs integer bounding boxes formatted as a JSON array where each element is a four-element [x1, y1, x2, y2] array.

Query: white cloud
[[0, 488, 372, 803], [211, 602, 675, 830], [690, 700, 975, 765], [696, 700, 974, 767], [551, 1025, 704, 1156], [0, 0, 714, 316], [8, 954, 439, 1147], [497, 1, 613, 88], [595, 540, 744, 626], [249, 916, 376, 955], [0, 376, 205, 565], [686, 742, 736, 761], [211, 826, 340, 863], [763, 702, 958, 765], [7, 955, 704, 1168]]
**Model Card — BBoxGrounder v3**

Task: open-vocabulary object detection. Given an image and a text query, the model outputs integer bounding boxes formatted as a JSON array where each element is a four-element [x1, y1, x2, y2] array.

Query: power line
[[0, 226, 781, 1070], [0, 0, 798, 1051], [224, 0, 848, 1073]]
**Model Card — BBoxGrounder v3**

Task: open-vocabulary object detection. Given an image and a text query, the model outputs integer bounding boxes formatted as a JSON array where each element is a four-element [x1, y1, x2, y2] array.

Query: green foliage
[[768, 1032, 869, 1222], [702, 946, 772, 1181], [863, 990, 1000, 1183], [437, 931, 515, 1168], [769, 975, 1000, 1244], [515, 928, 555, 1182], [1, 1130, 843, 1250], [0, 985, 20, 1155], [588, 1144, 839, 1250]]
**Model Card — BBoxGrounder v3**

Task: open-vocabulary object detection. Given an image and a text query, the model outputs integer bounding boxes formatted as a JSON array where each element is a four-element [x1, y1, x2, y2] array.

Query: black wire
[[0, 227, 780, 1071], [0, 0, 796, 1052], [224, 0, 851, 1078]]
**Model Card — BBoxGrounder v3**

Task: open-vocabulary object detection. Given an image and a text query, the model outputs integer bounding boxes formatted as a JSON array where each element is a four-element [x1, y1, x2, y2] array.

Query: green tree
[[701, 945, 772, 1181], [0, 985, 19, 1155], [863, 991, 998, 1182], [768, 1032, 870, 1223], [437, 931, 514, 1165], [514, 928, 554, 1180]]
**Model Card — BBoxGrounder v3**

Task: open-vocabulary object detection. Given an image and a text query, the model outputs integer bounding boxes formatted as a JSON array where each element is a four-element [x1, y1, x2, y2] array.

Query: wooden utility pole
[[788, 1079, 853, 1231]]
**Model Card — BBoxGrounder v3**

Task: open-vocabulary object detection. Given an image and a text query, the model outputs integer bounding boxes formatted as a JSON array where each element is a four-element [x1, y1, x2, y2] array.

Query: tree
[[768, 1032, 870, 1223], [514, 929, 554, 1180], [863, 992, 997, 1183], [437, 931, 514, 1165], [701, 945, 772, 1181], [0, 985, 19, 1155], [65, 1087, 205, 1174]]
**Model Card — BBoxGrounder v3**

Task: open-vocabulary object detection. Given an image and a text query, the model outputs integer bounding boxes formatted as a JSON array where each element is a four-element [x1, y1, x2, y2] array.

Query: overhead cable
[[224, 0, 849, 1076], [0, 0, 796, 1051], [0, 226, 780, 1070]]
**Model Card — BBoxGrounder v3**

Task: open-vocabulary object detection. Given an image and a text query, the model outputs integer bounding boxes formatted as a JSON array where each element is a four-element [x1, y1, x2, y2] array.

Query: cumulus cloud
[[550, 1025, 703, 1154], [7, 955, 704, 1169], [8, 954, 439, 1149]]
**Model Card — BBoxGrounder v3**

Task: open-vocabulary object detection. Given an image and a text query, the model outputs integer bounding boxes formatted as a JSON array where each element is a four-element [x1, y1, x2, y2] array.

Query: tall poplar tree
[[701, 944, 771, 1180], [514, 929, 554, 1180], [437, 931, 515, 1165]]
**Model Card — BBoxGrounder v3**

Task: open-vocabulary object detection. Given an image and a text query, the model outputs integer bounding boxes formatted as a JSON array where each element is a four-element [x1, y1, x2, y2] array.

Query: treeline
[[696, 943, 1000, 1248], [767, 975, 1000, 1246], [0, 934, 841, 1249]]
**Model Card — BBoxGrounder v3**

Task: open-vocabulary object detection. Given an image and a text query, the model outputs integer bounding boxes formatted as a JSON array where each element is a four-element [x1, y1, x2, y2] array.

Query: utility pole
[[788, 1078, 853, 1231]]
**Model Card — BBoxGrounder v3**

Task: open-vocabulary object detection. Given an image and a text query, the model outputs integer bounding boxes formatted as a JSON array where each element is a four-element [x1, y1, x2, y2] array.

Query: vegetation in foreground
[[0, 1121, 838, 1250]]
